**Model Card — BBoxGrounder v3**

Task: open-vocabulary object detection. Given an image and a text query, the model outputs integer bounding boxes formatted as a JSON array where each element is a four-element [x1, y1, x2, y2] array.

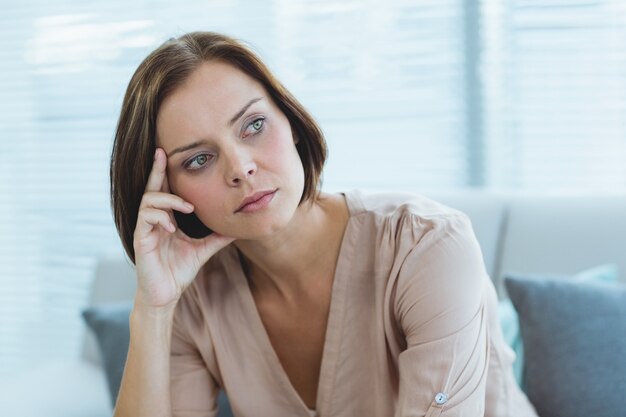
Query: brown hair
[[110, 31, 327, 264]]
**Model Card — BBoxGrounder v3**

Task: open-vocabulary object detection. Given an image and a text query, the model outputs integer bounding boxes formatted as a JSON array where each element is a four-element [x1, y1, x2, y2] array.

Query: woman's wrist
[[132, 292, 178, 322]]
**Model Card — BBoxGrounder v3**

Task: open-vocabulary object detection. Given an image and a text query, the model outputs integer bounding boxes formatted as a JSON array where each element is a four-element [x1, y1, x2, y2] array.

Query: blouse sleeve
[[170, 294, 220, 417], [393, 213, 490, 417]]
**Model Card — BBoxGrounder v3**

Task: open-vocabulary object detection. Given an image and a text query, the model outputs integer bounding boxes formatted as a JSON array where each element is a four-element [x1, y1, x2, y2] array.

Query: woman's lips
[[235, 189, 277, 213]]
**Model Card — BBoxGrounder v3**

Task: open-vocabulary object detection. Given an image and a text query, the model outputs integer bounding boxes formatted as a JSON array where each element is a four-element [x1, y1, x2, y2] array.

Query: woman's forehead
[[173, 61, 264, 107], [155, 62, 267, 147]]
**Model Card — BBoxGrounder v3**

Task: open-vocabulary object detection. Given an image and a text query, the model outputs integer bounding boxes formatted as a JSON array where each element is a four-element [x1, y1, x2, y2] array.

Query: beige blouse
[[170, 190, 538, 417]]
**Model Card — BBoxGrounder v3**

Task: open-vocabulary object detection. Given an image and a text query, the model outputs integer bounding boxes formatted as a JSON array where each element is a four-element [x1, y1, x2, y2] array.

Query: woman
[[110, 32, 538, 417]]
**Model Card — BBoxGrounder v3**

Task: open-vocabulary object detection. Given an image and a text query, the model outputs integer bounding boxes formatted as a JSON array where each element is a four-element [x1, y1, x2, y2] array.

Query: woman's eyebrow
[[228, 97, 263, 127], [167, 97, 264, 157], [167, 140, 208, 158]]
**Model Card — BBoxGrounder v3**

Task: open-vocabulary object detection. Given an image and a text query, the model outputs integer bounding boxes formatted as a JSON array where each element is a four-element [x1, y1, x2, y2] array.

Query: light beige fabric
[[170, 190, 538, 417]]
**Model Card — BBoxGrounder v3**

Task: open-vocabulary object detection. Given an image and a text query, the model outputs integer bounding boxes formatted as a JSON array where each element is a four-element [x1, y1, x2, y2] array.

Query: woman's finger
[[161, 167, 172, 194], [140, 192, 194, 213], [144, 148, 167, 193], [136, 207, 176, 236], [193, 233, 236, 266]]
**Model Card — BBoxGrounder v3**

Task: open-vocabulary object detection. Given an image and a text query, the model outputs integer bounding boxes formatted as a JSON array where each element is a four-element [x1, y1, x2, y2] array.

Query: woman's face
[[155, 60, 305, 239]]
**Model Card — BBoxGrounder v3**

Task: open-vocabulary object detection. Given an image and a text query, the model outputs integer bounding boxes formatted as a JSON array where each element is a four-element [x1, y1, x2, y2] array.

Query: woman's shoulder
[[344, 189, 470, 228], [338, 189, 477, 269]]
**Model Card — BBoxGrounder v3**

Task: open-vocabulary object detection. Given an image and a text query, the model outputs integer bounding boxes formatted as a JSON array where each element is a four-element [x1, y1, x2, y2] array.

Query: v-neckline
[[228, 191, 359, 416]]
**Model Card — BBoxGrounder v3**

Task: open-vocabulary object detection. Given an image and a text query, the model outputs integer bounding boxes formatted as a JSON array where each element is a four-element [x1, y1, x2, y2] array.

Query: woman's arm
[[113, 148, 231, 417], [114, 291, 221, 417], [113, 295, 177, 417], [393, 214, 490, 417]]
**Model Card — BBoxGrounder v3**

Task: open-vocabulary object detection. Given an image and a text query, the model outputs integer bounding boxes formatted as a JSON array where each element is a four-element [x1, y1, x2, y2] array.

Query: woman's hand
[[133, 148, 235, 309]]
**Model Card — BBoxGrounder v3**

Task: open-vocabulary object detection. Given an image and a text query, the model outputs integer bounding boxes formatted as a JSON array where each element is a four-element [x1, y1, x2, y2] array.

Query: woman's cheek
[[170, 175, 204, 206], [186, 179, 212, 204], [192, 181, 229, 219]]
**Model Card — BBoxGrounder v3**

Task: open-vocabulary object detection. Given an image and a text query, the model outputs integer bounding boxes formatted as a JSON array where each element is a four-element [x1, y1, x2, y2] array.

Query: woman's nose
[[224, 146, 257, 186]]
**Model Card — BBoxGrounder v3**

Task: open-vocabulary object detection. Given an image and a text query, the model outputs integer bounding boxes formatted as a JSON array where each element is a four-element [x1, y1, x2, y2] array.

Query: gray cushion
[[504, 274, 626, 417], [82, 303, 233, 416]]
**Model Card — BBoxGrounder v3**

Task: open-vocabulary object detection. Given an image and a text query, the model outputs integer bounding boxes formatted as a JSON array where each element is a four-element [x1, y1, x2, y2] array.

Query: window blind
[[481, 0, 626, 192], [1, 0, 625, 382], [0, 0, 468, 381]]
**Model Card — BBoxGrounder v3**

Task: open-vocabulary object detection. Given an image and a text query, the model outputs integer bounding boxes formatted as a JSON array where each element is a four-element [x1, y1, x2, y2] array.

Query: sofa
[[2, 189, 625, 417]]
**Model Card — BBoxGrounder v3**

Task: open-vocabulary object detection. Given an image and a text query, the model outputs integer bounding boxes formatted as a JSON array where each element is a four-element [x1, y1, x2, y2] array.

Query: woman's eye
[[184, 153, 212, 170], [243, 117, 265, 137]]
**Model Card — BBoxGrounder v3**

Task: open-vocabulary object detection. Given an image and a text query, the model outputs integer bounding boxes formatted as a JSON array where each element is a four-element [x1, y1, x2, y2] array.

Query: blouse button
[[434, 392, 448, 405]]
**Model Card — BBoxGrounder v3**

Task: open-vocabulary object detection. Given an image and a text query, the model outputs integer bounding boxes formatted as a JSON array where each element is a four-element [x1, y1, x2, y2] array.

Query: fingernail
[[185, 202, 194, 210], [154, 149, 158, 161]]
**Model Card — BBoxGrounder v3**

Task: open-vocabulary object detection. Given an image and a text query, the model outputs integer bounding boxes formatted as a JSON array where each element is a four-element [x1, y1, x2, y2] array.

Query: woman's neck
[[233, 192, 349, 304]]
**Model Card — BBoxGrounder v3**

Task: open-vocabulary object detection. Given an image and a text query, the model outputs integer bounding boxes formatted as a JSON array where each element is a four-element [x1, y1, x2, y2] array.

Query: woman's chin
[[240, 222, 291, 241], [212, 215, 294, 241]]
